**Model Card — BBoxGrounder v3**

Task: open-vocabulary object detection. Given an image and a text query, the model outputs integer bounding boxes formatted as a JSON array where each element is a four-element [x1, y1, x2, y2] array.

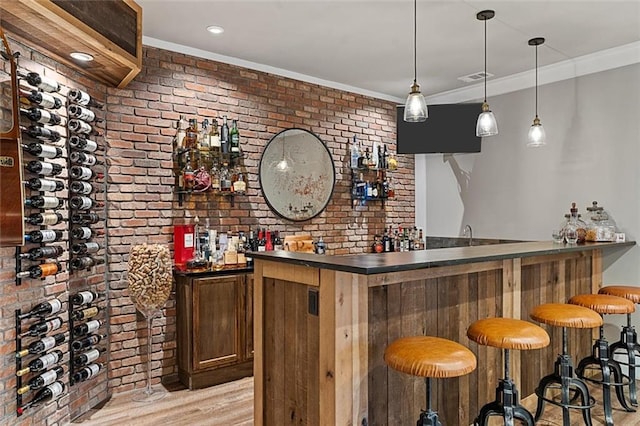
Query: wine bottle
[[20, 71, 61, 93], [24, 230, 64, 244], [69, 151, 99, 166], [20, 89, 63, 110], [17, 381, 65, 414], [220, 115, 229, 154], [68, 104, 99, 122], [68, 119, 100, 135], [25, 195, 64, 209], [70, 196, 103, 210], [16, 262, 62, 280], [67, 88, 103, 108], [69, 181, 93, 195], [19, 299, 62, 320], [72, 363, 102, 384], [17, 366, 64, 395], [71, 290, 103, 306], [70, 256, 104, 271], [20, 107, 62, 126], [71, 241, 100, 255], [71, 213, 100, 225], [71, 333, 106, 351], [69, 166, 102, 181], [71, 226, 93, 240], [230, 119, 240, 153], [70, 306, 101, 321], [21, 125, 62, 143], [22, 142, 63, 159], [19, 246, 64, 261], [16, 333, 65, 358], [73, 347, 106, 366], [16, 350, 64, 376], [22, 317, 63, 338], [72, 319, 101, 337], [25, 160, 63, 176], [68, 135, 98, 153], [25, 212, 65, 226], [24, 178, 64, 192]]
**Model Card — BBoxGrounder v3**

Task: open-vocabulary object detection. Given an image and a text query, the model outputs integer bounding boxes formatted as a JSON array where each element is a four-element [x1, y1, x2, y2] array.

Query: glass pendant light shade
[[404, 82, 428, 122], [527, 116, 546, 147], [476, 102, 498, 137]]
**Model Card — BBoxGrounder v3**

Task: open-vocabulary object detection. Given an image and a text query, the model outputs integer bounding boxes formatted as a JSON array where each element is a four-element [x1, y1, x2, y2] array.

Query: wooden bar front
[[252, 242, 632, 426]]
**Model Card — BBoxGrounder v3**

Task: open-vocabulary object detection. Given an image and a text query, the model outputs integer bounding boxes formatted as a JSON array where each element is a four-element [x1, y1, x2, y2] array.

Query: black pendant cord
[[535, 44, 539, 118], [483, 18, 487, 103], [413, 0, 417, 84]]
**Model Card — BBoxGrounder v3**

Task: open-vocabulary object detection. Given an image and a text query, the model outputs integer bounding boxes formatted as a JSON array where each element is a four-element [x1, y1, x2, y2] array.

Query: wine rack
[[68, 291, 106, 386]]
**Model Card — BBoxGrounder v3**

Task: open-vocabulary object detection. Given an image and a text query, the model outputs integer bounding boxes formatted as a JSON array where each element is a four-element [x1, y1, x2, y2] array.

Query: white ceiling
[[139, 1, 640, 102]]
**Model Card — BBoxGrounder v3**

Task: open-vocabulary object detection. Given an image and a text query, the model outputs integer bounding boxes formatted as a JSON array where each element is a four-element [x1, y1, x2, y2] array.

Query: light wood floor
[[70, 376, 640, 425]]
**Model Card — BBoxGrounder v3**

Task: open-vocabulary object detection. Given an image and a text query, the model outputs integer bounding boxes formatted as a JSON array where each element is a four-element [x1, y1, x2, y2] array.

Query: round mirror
[[259, 128, 335, 221]]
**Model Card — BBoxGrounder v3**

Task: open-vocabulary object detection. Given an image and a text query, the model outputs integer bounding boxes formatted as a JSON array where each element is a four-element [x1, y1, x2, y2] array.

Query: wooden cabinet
[[176, 271, 253, 389]]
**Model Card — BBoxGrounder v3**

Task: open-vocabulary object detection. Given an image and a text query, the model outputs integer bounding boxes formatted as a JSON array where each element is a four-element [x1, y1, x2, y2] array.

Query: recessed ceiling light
[[70, 52, 94, 62], [206, 25, 224, 35]]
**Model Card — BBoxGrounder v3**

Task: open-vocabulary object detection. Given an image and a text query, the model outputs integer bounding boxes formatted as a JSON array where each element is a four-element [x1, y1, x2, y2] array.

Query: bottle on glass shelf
[[73, 319, 102, 337], [71, 213, 100, 225], [70, 196, 103, 211], [210, 119, 221, 149], [71, 290, 103, 306], [72, 363, 103, 384], [69, 166, 103, 181], [20, 89, 62, 110], [210, 164, 221, 192], [24, 212, 65, 226], [24, 177, 64, 192], [184, 119, 198, 149], [71, 241, 100, 255], [20, 107, 62, 126], [70, 151, 99, 166], [16, 333, 65, 358], [68, 105, 99, 123], [20, 71, 61, 93], [18, 299, 62, 320], [230, 119, 240, 153], [70, 256, 104, 271], [17, 366, 64, 395], [220, 115, 229, 154], [21, 317, 63, 338], [232, 170, 246, 194], [174, 115, 187, 150], [16, 350, 64, 377], [182, 155, 195, 191], [350, 135, 360, 169], [219, 164, 232, 192], [25, 195, 64, 210], [70, 306, 102, 321], [22, 125, 62, 143], [71, 334, 106, 351], [69, 181, 93, 195], [74, 347, 106, 366], [68, 119, 99, 136], [198, 119, 210, 152], [26, 161, 63, 176], [24, 229, 64, 244], [19, 245, 64, 261], [22, 142, 63, 159], [16, 382, 65, 414], [16, 262, 62, 280], [68, 135, 98, 153], [67, 88, 103, 108]]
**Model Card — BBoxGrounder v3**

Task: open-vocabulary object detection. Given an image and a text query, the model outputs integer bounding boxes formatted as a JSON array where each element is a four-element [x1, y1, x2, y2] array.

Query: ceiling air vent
[[458, 71, 494, 83]]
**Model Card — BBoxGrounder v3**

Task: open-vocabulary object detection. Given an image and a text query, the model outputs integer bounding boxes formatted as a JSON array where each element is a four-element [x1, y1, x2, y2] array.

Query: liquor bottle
[[71, 290, 103, 306], [74, 347, 106, 366], [220, 115, 229, 154], [394, 228, 401, 252], [232, 171, 246, 194], [68, 135, 98, 153], [387, 177, 395, 198], [72, 319, 102, 337], [265, 229, 273, 251], [20, 89, 62, 110], [22, 317, 63, 338], [22, 142, 63, 159], [70, 256, 104, 271], [69, 181, 93, 195], [19, 245, 64, 261], [24, 177, 64, 192], [72, 363, 102, 384], [71, 226, 94, 240], [16, 262, 62, 280], [198, 119, 210, 152], [71, 333, 106, 351], [382, 230, 390, 252], [16, 350, 64, 376], [20, 107, 62, 126], [20, 71, 61, 93], [183, 155, 195, 191], [350, 136, 360, 169], [16, 333, 65, 358], [273, 231, 284, 251], [388, 226, 395, 252], [25, 195, 64, 209], [70, 151, 99, 166], [26, 160, 63, 176], [68, 88, 103, 108], [174, 115, 187, 149], [68, 119, 100, 136], [245, 230, 254, 267], [257, 229, 266, 252], [210, 119, 221, 149], [418, 228, 425, 250], [184, 119, 198, 149], [71, 213, 100, 225], [210, 164, 221, 191], [71, 241, 100, 255], [68, 104, 99, 122], [219, 164, 232, 192], [69, 166, 103, 181], [70, 306, 102, 321], [70, 196, 103, 210], [230, 119, 240, 153], [17, 382, 65, 414], [24, 230, 64, 244], [25, 212, 65, 226], [22, 125, 62, 143], [18, 299, 62, 320], [17, 366, 64, 395], [382, 144, 388, 170]]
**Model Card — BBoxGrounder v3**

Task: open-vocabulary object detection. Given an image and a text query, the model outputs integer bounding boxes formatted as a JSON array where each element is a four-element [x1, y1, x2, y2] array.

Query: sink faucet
[[463, 225, 473, 246]]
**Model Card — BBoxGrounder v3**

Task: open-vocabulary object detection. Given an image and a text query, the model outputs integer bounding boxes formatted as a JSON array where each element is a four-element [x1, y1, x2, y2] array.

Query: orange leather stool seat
[[568, 294, 635, 315], [467, 317, 550, 350], [384, 336, 477, 379], [530, 303, 603, 329], [599, 286, 640, 304]]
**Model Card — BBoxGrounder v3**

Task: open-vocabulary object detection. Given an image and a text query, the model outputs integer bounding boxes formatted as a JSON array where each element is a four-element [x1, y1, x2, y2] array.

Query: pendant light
[[475, 10, 498, 137], [527, 37, 546, 147], [403, 0, 428, 122]]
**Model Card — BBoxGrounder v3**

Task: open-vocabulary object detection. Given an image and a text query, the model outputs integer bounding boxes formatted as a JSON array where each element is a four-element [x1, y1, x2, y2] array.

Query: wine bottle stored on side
[[68, 88, 103, 108], [16, 333, 65, 358], [68, 105, 98, 122], [22, 143, 63, 159], [24, 178, 64, 192], [69, 151, 98, 166], [19, 246, 64, 261], [71, 241, 100, 255], [68, 135, 98, 153], [72, 363, 102, 384], [69, 181, 93, 195], [17, 366, 64, 395], [70, 256, 104, 271], [16, 262, 62, 280], [24, 230, 63, 244], [72, 319, 101, 337], [71, 226, 93, 240], [25, 195, 64, 209], [71, 333, 106, 351], [69, 196, 103, 211], [17, 381, 65, 414], [70, 306, 101, 321], [73, 347, 106, 367], [25, 161, 63, 176], [25, 212, 65, 226], [71, 213, 100, 225], [68, 119, 100, 136], [69, 166, 102, 181], [21, 317, 63, 338], [16, 350, 64, 376], [21, 125, 62, 143], [20, 89, 63, 110], [18, 299, 62, 320], [71, 290, 103, 306], [20, 71, 61, 93], [20, 108, 62, 126]]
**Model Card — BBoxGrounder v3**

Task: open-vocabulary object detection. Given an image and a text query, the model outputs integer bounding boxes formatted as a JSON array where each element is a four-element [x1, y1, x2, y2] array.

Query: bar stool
[[569, 293, 636, 426], [530, 303, 603, 425], [467, 317, 550, 426], [599, 285, 640, 406], [384, 336, 477, 425]]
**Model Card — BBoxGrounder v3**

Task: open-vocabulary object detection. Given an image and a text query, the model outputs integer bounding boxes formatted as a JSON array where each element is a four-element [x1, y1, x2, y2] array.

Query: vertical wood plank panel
[[253, 262, 264, 426], [386, 282, 403, 424], [318, 269, 336, 426], [368, 285, 388, 426]]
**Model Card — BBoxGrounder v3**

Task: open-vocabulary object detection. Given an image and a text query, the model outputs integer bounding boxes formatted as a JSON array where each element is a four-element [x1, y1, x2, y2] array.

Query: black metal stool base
[[475, 378, 534, 426], [610, 318, 640, 406], [417, 409, 442, 426]]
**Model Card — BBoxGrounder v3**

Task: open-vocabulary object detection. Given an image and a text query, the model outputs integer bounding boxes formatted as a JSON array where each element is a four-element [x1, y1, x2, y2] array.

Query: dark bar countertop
[[250, 240, 635, 275]]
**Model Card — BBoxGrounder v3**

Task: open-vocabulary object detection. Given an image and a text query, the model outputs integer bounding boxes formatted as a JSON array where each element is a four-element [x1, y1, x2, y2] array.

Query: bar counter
[[251, 240, 634, 426]]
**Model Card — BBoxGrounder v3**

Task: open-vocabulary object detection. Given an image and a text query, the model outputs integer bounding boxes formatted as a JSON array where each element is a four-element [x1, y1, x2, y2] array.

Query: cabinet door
[[193, 276, 241, 371], [245, 274, 254, 360]]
